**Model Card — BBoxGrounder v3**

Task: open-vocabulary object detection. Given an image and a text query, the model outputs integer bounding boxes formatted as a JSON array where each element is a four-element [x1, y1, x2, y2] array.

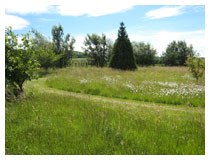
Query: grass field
[[5, 66, 205, 155], [46, 66, 205, 107]]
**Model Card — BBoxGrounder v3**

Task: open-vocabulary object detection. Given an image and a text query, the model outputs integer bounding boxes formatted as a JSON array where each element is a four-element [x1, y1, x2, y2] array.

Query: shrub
[[132, 42, 157, 66], [186, 55, 205, 81], [36, 45, 59, 72]]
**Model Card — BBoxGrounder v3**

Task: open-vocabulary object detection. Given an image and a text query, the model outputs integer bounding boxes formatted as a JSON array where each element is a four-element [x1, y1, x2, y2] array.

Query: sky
[[4, 0, 205, 56]]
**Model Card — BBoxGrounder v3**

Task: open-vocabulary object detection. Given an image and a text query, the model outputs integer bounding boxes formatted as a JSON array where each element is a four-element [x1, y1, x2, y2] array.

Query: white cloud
[[74, 35, 85, 51], [5, 0, 139, 17], [5, 14, 29, 30], [5, 0, 206, 17], [146, 6, 185, 19], [5, 1, 205, 18], [5, 0, 52, 15], [128, 30, 205, 56], [56, 0, 135, 17]]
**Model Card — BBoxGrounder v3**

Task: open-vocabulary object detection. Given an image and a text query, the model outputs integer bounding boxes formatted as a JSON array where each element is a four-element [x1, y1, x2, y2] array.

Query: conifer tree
[[109, 22, 137, 70]]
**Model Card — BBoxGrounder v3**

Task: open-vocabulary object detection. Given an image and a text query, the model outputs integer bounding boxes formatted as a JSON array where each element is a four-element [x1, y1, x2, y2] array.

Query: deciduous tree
[[51, 24, 75, 67], [162, 41, 195, 66], [83, 34, 112, 67], [5, 27, 40, 92], [132, 42, 157, 66]]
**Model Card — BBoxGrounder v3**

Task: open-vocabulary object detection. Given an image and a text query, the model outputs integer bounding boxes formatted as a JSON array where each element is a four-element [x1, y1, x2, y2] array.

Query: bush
[[109, 22, 137, 70], [186, 55, 205, 81], [36, 45, 59, 72], [132, 42, 157, 66]]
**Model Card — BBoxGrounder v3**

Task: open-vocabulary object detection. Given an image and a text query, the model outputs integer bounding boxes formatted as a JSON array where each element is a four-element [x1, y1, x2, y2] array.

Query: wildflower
[[80, 79, 88, 84]]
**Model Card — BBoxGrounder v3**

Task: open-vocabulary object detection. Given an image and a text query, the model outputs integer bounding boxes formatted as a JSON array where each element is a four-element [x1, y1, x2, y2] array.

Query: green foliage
[[51, 24, 75, 68], [186, 55, 205, 81], [109, 22, 137, 70], [132, 42, 157, 66], [51, 24, 64, 55], [162, 41, 195, 66], [36, 45, 59, 72], [31, 29, 59, 72], [83, 34, 112, 67], [31, 29, 50, 49], [5, 27, 40, 92]]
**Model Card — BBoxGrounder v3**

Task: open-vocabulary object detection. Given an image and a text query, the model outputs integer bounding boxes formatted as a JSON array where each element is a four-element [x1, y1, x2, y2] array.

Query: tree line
[[5, 22, 204, 99]]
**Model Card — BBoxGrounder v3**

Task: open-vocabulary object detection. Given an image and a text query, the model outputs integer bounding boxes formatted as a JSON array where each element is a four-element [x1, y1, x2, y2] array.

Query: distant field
[[5, 66, 205, 155], [46, 66, 205, 107]]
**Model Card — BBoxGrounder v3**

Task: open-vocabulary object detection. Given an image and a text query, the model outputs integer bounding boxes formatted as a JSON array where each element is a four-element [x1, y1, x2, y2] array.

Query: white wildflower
[[80, 79, 88, 84]]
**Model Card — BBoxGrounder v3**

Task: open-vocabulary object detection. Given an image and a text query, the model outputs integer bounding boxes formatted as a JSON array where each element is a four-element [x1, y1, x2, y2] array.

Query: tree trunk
[[18, 83, 23, 92]]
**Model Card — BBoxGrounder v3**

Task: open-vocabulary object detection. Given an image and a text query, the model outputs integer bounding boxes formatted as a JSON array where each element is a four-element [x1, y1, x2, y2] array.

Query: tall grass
[[46, 66, 205, 107], [5, 66, 205, 154], [6, 87, 205, 154]]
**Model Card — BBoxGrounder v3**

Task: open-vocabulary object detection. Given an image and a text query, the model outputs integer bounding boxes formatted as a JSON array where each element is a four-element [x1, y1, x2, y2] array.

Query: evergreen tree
[[109, 22, 137, 70]]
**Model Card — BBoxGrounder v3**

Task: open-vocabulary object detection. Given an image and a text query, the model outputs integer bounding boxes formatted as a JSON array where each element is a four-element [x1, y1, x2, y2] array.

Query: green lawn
[[5, 66, 205, 155]]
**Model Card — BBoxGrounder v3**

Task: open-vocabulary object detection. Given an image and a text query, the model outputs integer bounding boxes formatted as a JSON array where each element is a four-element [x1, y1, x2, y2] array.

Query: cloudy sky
[[5, 0, 205, 56]]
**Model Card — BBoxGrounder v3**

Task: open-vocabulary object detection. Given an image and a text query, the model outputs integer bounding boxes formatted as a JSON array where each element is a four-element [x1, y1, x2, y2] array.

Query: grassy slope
[[5, 68, 205, 154]]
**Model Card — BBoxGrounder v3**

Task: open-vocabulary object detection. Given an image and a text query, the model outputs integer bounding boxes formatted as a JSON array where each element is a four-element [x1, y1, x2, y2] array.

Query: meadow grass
[[5, 66, 205, 155], [46, 66, 205, 107], [6, 80, 205, 154]]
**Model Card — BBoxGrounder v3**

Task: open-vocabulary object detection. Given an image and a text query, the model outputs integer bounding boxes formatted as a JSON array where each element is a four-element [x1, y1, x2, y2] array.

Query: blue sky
[[5, 1, 205, 56]]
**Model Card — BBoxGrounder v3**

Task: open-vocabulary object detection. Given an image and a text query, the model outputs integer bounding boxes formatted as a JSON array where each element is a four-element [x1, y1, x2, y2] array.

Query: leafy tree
[[51, 24, 75, 68], [52, 24, 64, 55], [36, 45, 59, 72], [60, 33, 75, 67], [109, 22, 137, 70], [162, 40, 195, 66], [31, 29, 59, 72], [31, 29, 50, 49], [186, 55, 205, 81], [5, 27, 40, 92], [132, 41, 157, 66], [83, 34, 112, 67]]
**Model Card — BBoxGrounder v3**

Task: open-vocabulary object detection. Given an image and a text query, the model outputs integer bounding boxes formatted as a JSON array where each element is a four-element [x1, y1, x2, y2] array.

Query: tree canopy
[[51, 24, 75, 68], [132, 42, 157, 66], [5, 27, 40, 92], [83, 33, 112, 67], [161, 40, 195, 66]]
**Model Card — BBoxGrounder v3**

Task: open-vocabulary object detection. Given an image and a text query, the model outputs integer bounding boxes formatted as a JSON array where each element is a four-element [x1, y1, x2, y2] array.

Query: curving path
[[25, 78, 205, 114]]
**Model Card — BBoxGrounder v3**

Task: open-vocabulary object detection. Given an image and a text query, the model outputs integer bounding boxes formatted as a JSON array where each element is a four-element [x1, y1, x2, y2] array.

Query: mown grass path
[[27, 78, 204, 114]]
